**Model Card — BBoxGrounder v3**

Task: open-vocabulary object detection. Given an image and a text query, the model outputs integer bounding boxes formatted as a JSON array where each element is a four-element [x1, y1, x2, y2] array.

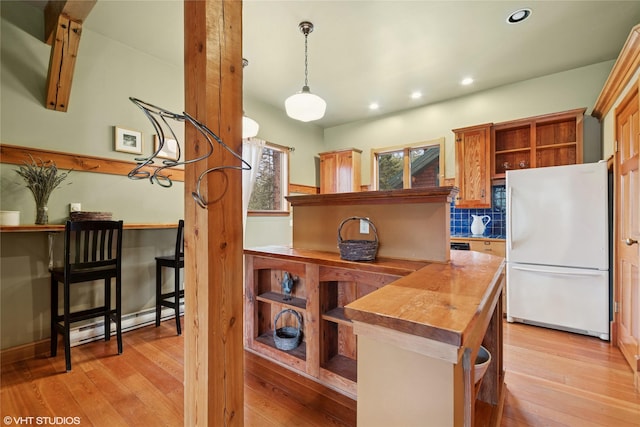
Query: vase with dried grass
[[15, 155, 71, 225]]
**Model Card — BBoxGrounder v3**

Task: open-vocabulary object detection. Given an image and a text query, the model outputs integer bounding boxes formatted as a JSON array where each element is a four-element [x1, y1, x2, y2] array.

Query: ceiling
[[27, 1, 640, 128]]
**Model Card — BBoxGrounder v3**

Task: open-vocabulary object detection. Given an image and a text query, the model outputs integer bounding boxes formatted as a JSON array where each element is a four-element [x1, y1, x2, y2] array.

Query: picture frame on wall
[[114, 126, 143, 154], [154, 135, 179, 161]]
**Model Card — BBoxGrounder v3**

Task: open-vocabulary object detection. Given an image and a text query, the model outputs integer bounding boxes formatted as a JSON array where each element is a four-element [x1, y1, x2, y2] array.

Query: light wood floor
[[1, 320, 638, 426]]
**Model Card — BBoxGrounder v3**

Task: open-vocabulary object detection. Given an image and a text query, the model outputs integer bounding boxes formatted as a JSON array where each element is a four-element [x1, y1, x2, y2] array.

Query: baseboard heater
[[69, 304, 184, 347]]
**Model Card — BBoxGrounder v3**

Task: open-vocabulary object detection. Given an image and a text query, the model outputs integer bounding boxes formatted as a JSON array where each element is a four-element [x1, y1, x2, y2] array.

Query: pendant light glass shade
[[285, 86, 327, 122], [241, 58, 260, 138], [242, 114, 259, 138], [285, 21, 326, 122]]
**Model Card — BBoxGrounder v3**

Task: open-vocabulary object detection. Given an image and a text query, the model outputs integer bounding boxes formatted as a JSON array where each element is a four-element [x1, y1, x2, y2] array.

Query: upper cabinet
[[491, 108, 585, 179], [453, 108, 586, 209], [453, 123, 492, 208], [319, 148, 362, 194]]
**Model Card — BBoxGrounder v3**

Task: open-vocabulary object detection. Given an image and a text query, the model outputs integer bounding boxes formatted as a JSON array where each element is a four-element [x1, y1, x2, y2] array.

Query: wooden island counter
[[244, 188, 505, 426]]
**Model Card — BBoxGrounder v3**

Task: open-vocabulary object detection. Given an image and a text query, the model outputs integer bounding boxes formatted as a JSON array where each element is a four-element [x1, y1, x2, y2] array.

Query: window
[[373, 138, 444, 190], [248, 143, 289, 214]]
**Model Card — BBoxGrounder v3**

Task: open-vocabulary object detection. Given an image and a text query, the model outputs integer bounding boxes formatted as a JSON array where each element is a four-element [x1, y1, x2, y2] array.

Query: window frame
[[371, 137, 445, 190], [247, 141, 291, 217]]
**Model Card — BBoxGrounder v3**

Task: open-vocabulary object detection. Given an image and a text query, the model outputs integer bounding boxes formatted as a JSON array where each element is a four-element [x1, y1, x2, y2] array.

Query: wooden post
[[183, 1, 244, 426], [43, 0, 96, 111]]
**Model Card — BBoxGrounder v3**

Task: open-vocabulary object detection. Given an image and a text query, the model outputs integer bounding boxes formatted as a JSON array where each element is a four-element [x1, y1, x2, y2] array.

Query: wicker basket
[[337, 217, 379, 261], [70, 211, 113, 221], [273, 309, 302, 351]]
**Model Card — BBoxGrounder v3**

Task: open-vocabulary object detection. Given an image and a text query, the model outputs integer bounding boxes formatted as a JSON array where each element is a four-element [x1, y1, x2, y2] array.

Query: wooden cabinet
[[453, 124, 492, 208], [244, 249, 418, 398], [491, 108, 585, 178], [451, 237, 505, 257], [244, 256, 313, 375], [469, 239, 505, 257], [319, 148, 362, 193], [452, 237, 506, 314]]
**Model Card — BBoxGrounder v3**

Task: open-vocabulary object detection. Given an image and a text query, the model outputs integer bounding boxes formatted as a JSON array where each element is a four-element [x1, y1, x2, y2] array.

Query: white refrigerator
[[506, 162, 610, 340]]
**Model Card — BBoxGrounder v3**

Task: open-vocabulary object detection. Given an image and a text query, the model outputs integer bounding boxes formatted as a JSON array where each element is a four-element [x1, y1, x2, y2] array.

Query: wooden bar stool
[[50, 220, 124, 371], [155, 219, 185, 334]]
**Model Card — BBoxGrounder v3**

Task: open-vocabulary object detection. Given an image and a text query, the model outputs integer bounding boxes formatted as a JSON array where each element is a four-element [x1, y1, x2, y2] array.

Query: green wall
[[0, 0, 620, 351], [324, 61, 614, 185], [0, 1, 324, 349]]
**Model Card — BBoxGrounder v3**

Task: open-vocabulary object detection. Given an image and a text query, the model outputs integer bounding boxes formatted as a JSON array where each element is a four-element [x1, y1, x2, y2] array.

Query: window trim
[[371, 137, 445, 190], [247, 141, 291, 215]]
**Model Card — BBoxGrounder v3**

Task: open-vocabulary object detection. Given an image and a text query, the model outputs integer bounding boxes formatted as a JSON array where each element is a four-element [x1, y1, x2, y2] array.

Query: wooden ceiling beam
[[44, 0, 96, 45], [43, 0, 96, 112]]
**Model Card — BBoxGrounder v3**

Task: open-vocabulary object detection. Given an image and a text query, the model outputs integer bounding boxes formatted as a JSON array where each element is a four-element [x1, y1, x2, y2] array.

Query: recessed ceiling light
[[507, 8, 531, 24], [461, 77, 474, 86], [369, 102, 379, 110], [410, 91, 422, 100]]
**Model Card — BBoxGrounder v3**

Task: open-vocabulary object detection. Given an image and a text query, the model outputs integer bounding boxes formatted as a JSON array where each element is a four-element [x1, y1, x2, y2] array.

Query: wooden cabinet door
[[319, 149, 361, 194], [614, 84, 640, 388], [454, 124, 492, 208], [320, 152, 337, 193]]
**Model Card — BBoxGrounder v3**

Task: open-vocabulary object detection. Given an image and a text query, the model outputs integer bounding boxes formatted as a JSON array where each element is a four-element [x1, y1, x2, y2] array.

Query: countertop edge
[[344, 251, 505, 347], [245, 246, 505, 349]]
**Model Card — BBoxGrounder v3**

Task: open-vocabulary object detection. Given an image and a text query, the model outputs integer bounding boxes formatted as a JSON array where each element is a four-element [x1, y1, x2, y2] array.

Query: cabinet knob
[[626, 237, 638, 246]]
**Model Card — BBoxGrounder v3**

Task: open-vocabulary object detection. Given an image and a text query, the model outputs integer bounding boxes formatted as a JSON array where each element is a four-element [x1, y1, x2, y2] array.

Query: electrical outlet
[[360, 218, 370, 234], [70, 203, 81, 212]]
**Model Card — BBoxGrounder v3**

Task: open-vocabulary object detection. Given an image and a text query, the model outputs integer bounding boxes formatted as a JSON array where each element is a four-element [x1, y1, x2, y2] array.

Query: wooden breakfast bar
[[244, 246, 505, 426], [345, 250, 505, 427], [244, 188, 505, 426]]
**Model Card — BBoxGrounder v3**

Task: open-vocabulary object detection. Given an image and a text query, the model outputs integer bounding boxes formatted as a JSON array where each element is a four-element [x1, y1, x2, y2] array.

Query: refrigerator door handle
[[511, 265, 605, 276], [507, 186, 513, 252]]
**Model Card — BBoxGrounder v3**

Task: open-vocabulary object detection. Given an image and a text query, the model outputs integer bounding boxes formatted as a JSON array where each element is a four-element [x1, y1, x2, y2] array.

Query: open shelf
[[494, 151, 531, 176], [491, 108, 584, 178], [322, 307, 353, 326], [256, 291, 306, 310], [255, 331, 306, 361], [494, 147, 530, 155], [246, 254, 422, 398], [536, 119, 576, 146], [536, 145, 577, 168], [494, 125, 530, 152], [322, 354, 357, 383]]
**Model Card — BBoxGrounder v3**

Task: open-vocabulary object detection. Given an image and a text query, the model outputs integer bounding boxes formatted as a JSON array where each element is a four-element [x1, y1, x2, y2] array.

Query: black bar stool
[[155, 219, 185, 334], [50, 220, 124, 371]]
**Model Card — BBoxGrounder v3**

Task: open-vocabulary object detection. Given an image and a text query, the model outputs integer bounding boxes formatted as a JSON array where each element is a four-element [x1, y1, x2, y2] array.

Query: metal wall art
[[128, 97, 251, 208]]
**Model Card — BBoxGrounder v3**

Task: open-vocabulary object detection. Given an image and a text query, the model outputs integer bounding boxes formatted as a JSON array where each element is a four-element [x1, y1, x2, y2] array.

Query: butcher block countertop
[[244, 246, 505, 349], [345, 249, 504, 349]]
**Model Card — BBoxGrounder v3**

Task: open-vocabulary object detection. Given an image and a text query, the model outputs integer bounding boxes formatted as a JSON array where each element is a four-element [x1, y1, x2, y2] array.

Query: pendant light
[[285, 21, 326, 122], [242, 58, 260, 138], [242, 115, 259, 139]]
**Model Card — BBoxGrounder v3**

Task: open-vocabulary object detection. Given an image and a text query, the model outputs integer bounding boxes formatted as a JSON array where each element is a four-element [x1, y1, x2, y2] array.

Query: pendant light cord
[[304, 32, 309, 88]]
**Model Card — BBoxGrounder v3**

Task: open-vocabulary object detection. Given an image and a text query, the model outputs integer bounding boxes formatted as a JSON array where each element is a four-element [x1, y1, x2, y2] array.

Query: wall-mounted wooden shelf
[[0, 143, 184, 181], [0, 223, 178, 232]]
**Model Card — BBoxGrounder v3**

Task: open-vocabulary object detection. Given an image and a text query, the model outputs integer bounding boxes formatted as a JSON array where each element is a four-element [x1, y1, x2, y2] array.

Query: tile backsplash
[[450, 185, 506, 237]]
